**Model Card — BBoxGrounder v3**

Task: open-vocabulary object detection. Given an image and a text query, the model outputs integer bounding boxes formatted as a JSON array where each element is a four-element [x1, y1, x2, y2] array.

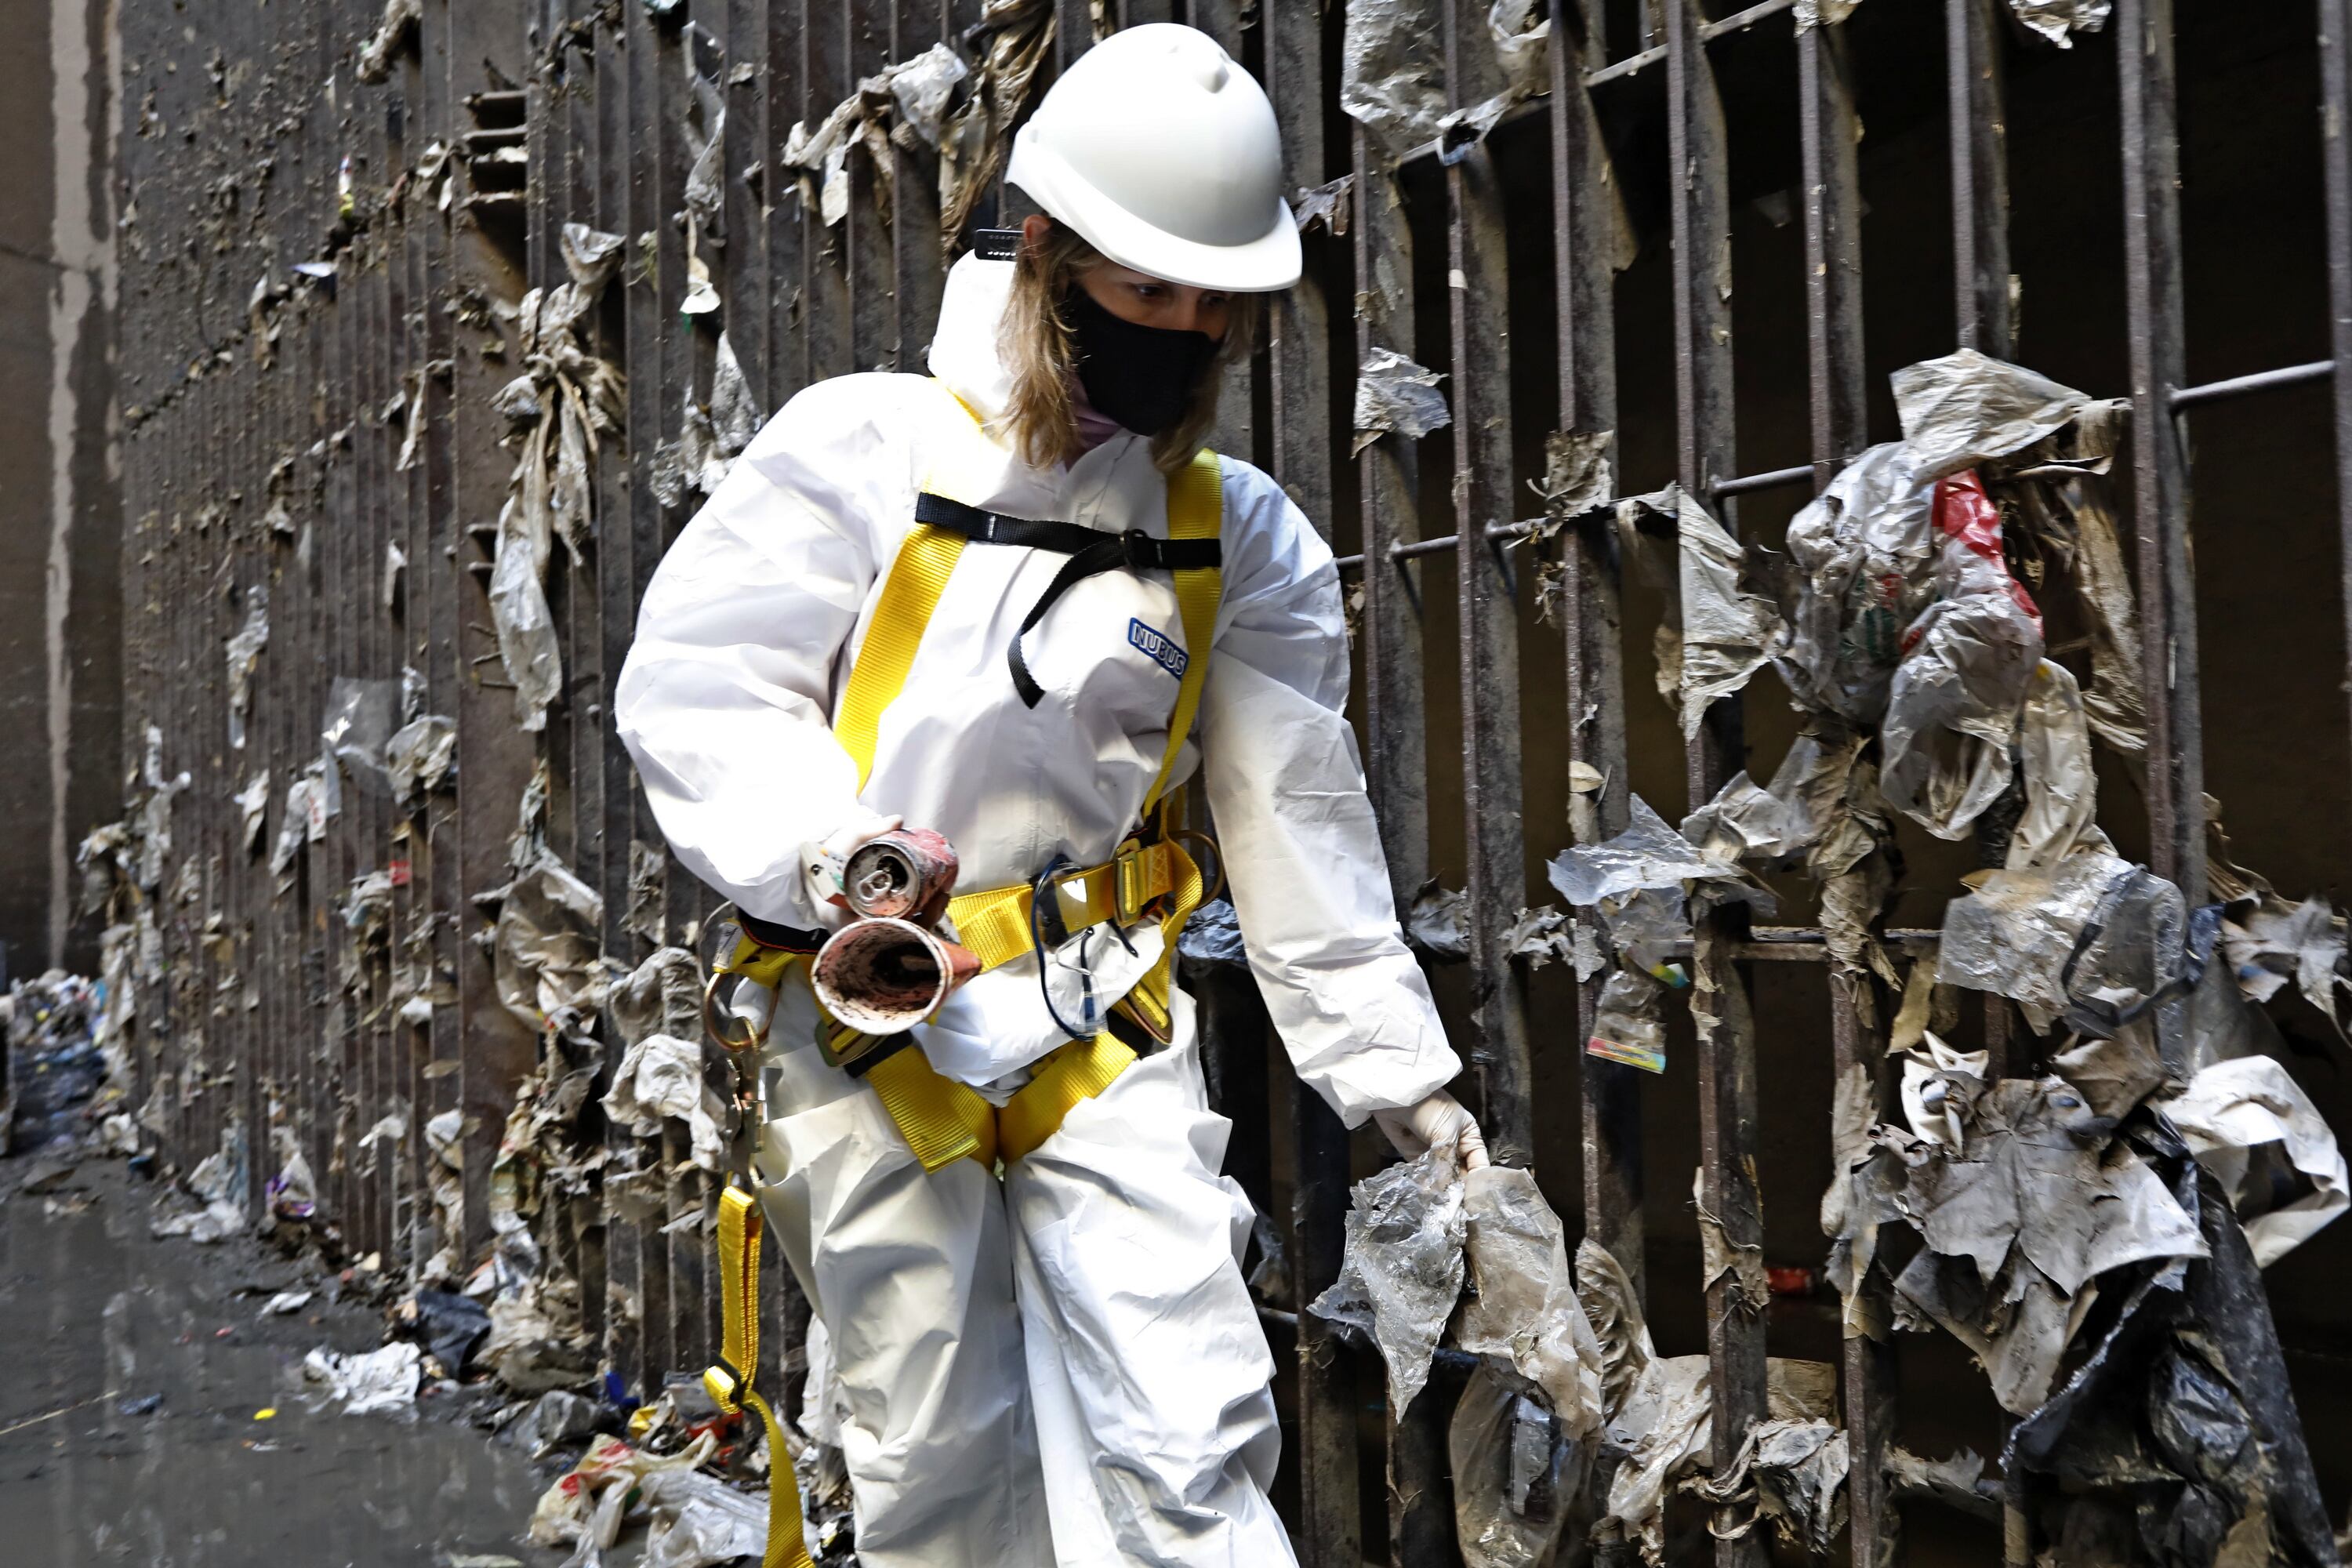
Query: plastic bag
[[1309, 1146, 1465, 1416]]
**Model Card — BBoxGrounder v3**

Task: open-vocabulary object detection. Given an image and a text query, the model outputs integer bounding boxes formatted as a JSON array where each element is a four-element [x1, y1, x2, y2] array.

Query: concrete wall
[[0, 0, 119, 978]]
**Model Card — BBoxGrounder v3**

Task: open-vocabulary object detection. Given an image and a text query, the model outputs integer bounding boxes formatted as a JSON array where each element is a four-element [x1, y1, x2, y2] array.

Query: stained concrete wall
[[0, 0, 119, 978]]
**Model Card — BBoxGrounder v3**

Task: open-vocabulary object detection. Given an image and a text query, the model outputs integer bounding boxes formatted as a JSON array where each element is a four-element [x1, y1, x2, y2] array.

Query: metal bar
[[1553, 0, 1642, 1334], [2325, 0, 2352, 890], [1667, 3, 1767, 1565], [1800, 15, 1893, 1565], [1348, 49, 1446, 1568], [2118, 0, 2203, 897], [1949, 0, 2013, 357], [2170, 358, 2336, 410]]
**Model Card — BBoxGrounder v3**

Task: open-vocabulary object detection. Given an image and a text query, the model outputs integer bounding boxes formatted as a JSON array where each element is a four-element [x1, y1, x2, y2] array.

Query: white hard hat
[[1007, 24, 1300, 292]]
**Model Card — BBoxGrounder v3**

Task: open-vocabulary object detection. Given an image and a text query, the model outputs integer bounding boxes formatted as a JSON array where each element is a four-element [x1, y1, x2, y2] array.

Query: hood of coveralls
[[927, 253, 1022, 429]]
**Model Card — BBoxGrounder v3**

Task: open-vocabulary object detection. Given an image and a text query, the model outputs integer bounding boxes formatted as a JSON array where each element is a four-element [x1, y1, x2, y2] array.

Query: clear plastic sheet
[[321, 676, 398, 788], [385, 713, 457, 806], [485, 851, 608, 1033], [1352, 347, 1451, 456], [1456, 1166, 1605, 1436], [1548, 794, 1759, 971], [2060, 863, 2188, 1036], [1671, 485, 1785, 739], [1588, 967, 1668, 1073], [1309, 1145, 1465, 1417], [1450, 1363, 1578, 1568], [2008, 660, 2100, 869]]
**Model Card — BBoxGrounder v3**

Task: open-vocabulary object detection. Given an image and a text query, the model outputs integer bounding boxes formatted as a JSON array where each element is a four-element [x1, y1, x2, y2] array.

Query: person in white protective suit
[[615, 23, 1487, 1567]]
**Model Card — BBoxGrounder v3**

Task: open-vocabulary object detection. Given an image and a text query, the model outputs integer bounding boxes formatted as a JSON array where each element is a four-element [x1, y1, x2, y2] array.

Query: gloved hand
[[800, 814, 902, 912], [1373, 1089, 1490, 1171]]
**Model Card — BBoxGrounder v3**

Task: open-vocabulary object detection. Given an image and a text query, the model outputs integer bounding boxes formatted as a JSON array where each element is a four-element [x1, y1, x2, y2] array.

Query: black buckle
[[1121, 528, 1156, 568]]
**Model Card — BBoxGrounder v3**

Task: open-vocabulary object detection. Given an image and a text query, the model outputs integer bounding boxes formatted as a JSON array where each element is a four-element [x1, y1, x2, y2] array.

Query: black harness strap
[[913, 492, 1222, 708]]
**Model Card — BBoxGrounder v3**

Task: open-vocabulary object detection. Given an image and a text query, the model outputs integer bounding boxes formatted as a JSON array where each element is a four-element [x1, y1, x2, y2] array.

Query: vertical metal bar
[[1349, 103, 1447, 1568], [846, 0, 895, 372], [597, 0, 650, 1394], [449, 0, 543, 1274], [1554, 0, 1643, 1313], [2118, 0, 2202, 896], [2324, 0, 2352, 872], [890, 1, 947, 366], [623, 0, 676, 1387], [1948, 0, 2012, 358], [768, 0, 809, 398], [1443, 0, 1535, 1173], [1667, 6, 1767, 1566], [1244, 4, 1358, 1563], [1799, 17, 1893, 1566]]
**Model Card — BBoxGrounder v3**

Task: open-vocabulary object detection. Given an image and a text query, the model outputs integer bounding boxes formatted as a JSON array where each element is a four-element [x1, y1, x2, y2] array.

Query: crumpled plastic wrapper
[[2004, 1127, 2341, 1568], [151, 1129, 249, 1243], [2007, 0, 2111, 47], [2220, 893, 2348, 1029], [785, 43, 968, 231], [1936, 848, 2134, 1033], [235, 771, 270, 854], [1309, 1145, 1465, 1416], [1879, 471, 2045, 838], [1340, 0, 1449, 154], [2007, 659, 2100, 869], [301, 1341, 422, 1415], [484, 851, 607, 1033], [2159, 1054, 2348, 1268], [1613, 485, 1785, 736], [1773, 441, 1940, 725], [223, 586, 270, 751], [1588, 967, 1668, 1073], [1352, 346, 1450, 456], [1891, 348, 2091, 482], [1405, 880, 1470, 963], [1681, 731, 1864, 869], [1292, 174, 1354, 237], [605, 1033, 730, 1174], [1685, 1417, 1849, 1556], [1860, 1062, 2209, 1414], [1548, 794, 1762, 972], [1176, 897, 1247, 966], [487, 227, 626, 731], [655, 332, 762, 508], [385, 713, 456, 806]]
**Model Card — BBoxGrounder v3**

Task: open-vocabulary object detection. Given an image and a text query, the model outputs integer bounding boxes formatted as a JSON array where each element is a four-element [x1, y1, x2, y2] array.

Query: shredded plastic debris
[[2006, 0, 2111, 47], [1456, 1166, 1605, 1436], [487, 223, 626, 731], [1351, 347, 1450, 456], [939, 0, 1056, 248], [151, 1128, 249, 1243], [1686, 1417, 1849, 1555], [604, 1033, 728, 1174], [387, 713, 458, 805], [1339, 0, 1449, 154], [1405, 880, 1470, 963], [301, 1341, 423, 1415], [1309, 1146, 1465, 1416], [481, 851, 606, 1034], [2160, 1055, 2348, 1268], [223, 587, 270, 751]]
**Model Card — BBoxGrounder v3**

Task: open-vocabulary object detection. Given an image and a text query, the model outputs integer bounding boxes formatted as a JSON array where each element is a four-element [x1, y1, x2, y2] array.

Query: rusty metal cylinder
[[809, 916, 982, 1036]]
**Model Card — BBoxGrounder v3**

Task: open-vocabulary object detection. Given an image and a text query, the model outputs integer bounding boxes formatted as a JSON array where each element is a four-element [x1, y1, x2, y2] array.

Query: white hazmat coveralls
[[615, 253, 1460, 1567]]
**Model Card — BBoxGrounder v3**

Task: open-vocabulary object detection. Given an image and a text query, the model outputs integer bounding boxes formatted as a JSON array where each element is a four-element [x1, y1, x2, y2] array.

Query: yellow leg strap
[[998, 1034, 1138, 1163], [862, 1043, 999, 1172], [706, 1185, 816, 1568]]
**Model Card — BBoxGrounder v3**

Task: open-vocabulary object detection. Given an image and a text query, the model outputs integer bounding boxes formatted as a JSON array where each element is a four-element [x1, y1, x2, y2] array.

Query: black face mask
[[1064, 285, 1218, 438]]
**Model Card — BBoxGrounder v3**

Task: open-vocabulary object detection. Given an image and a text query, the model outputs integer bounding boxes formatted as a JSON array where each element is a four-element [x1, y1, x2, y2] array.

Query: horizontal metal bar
[[1584, 0, 1793, 88], [2169, 358, 2335, 411], [1711, 462, 1817, 497]]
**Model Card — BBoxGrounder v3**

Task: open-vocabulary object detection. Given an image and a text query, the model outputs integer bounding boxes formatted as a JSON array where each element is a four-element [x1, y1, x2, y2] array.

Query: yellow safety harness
[[706, 381, 1224, 1557]]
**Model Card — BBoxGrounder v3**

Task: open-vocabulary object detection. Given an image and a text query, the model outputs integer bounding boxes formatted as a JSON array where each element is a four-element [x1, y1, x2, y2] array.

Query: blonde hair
[[996, 222, 1262, 475]]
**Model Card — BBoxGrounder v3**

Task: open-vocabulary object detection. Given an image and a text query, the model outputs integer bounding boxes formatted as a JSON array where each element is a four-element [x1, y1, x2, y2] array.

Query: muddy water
[[0, 1158, 573, 1567]]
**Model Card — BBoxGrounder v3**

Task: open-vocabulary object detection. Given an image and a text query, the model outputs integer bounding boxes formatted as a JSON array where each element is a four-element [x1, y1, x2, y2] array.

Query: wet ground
[[0, 1155, 579, 1567]]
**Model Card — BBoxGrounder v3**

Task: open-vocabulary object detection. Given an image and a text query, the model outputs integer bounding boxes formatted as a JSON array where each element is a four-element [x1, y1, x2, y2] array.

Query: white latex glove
[[1373, 1089, 1490, 1171], [800, 814, 902, 913]]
